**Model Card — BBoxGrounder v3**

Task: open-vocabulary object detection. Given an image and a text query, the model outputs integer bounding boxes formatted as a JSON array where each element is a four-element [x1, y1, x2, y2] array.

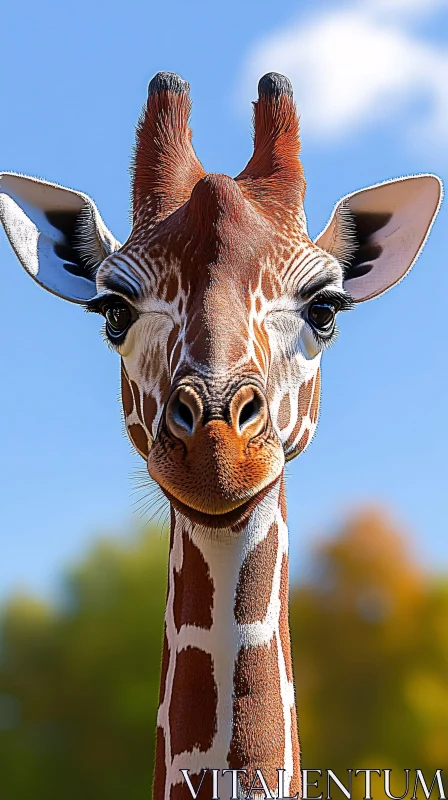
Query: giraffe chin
[[161, 480, 278, 531]]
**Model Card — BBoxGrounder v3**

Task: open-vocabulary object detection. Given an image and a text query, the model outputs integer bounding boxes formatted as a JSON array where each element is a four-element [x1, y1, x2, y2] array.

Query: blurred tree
[[1, 511, 447, 799], [0, 528, 168, 800], [292, 508, 448, 797]]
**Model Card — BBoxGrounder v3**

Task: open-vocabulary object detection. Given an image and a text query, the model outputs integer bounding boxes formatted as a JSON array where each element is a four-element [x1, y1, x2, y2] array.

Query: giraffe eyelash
[[83, 293, 125, 315], [308, 289, 355, 312], [309, 323, 340, 350]]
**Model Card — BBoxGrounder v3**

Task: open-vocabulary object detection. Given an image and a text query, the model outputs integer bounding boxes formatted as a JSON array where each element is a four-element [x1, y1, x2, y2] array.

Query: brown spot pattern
[[279, 554, 293, 682], [121, 362, 134, 417], [310, 368, 321, 424], [298, 378, 314, 417], [173, 530, 214, 632], [234, 523, 278, 624], [228, 638, 284, 793], [153, 726, 166, 800], [169, 647, 217, 756], [278, 393, 291, 431], [127, 423, 149, 459], [143, 392, 158, 433], [159, 628, 169, 706]]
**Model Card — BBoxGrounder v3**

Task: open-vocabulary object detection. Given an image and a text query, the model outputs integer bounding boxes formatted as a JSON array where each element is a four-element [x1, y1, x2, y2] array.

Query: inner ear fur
[[315, 175, 442, 302], [0, 173, 120, 303]]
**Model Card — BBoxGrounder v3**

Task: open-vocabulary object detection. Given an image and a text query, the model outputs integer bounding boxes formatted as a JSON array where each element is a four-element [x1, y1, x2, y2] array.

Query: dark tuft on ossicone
[[258, 72, 293, 99], [148, 71, 190, 97]]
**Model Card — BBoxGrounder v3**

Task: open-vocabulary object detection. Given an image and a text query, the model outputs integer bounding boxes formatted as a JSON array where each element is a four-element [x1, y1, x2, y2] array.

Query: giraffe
[[0, 71, 442, 799]]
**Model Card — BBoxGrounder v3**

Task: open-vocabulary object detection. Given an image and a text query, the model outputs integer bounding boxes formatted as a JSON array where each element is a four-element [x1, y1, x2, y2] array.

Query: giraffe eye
[[104, 300, 135, 341], [308, 301, 336, 334]]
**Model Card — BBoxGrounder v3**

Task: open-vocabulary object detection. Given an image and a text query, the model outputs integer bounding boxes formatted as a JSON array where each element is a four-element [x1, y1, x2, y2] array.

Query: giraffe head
[[0, 72, 441, 529]]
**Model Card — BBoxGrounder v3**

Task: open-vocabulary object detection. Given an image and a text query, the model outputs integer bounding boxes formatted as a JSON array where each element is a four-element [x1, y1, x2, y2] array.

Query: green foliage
[[0, 530, 169, 800], [1, 511, 448, 798]]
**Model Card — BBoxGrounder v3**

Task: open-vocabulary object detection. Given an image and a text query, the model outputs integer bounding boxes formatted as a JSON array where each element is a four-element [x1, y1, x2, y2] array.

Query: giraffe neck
[[154, 474, 301, 800]]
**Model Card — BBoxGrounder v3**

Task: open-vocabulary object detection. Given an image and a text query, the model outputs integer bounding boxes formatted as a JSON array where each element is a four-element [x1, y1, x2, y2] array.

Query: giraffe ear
[[0, 173, 121, 304], [315, 175, 442, 302]]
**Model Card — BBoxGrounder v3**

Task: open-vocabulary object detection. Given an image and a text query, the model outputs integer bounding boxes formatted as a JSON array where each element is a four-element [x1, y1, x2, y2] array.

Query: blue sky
[[1, 0, 448, 599]]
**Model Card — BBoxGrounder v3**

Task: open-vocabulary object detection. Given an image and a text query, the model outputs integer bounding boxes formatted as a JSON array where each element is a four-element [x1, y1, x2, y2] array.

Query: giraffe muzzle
[[148, 381, 284, 526]]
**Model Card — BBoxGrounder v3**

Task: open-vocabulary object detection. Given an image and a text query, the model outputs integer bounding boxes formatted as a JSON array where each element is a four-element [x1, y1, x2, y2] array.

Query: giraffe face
[[95, 171, 349, 529], [0, 72, 442, 531]]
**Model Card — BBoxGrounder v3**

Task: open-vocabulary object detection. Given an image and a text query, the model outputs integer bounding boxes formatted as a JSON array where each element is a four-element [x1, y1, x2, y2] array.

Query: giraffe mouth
[[161, 481, 277, 530]]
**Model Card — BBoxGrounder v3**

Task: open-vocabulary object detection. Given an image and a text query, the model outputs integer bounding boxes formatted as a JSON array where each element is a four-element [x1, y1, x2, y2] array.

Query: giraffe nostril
[[174, 397, 195, 433], [166, 386, 203, 440], [238, 396, 261, 432], [231, 385, 268, 439]]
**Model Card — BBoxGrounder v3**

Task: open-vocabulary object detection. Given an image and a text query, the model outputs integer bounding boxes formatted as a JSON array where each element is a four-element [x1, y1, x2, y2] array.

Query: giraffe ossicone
[[0, 71, 442, 799]]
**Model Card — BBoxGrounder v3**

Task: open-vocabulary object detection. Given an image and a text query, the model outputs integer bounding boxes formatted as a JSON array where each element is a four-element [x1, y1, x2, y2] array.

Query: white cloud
[[240, 0, 448, 146]]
